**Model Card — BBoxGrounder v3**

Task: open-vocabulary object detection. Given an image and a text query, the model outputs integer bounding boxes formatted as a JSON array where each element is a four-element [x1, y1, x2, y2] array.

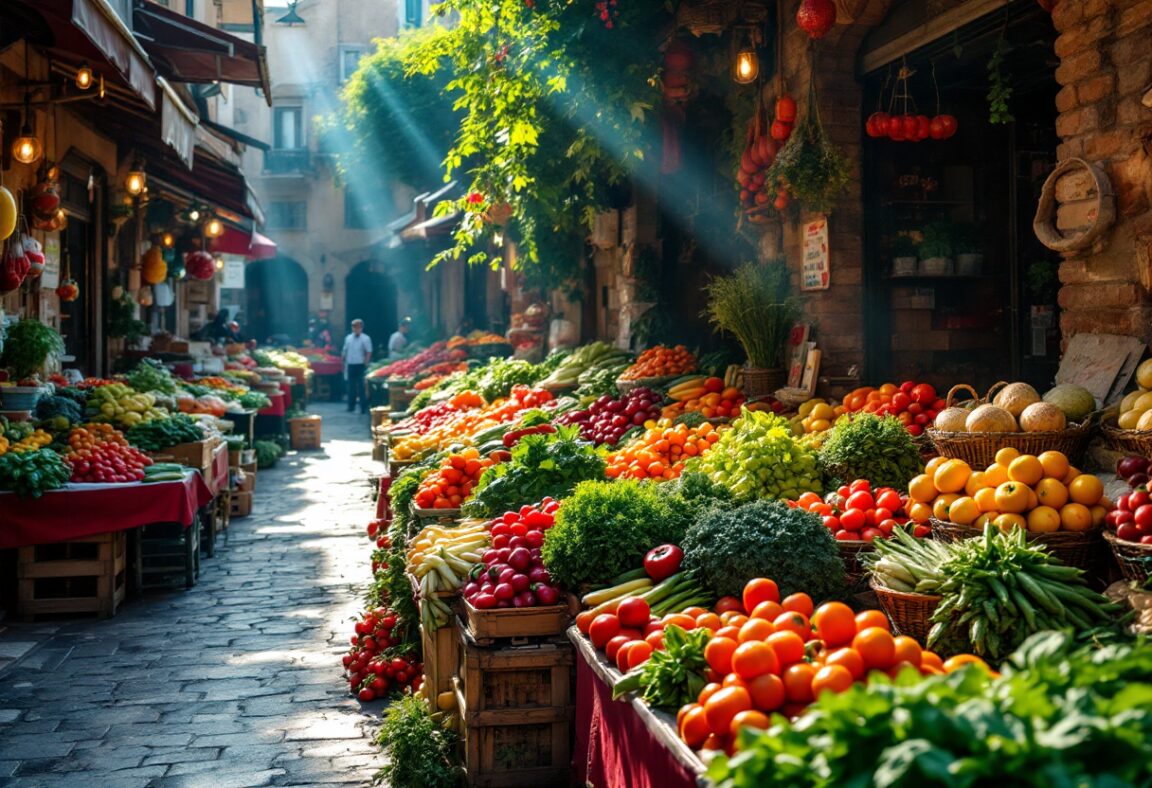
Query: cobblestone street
[[0, 403, 383, 787]]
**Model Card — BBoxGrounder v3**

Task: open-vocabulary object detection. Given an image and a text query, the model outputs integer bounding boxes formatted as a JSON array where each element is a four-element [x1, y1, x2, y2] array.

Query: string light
[[731, 26, 760, 85], [204, 217, 224, 238], [12, 94, 42, 164]]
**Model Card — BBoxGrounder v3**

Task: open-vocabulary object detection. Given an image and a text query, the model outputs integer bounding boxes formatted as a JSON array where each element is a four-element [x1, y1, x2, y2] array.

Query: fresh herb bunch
[[707, 632, 1152, 788], [374, 695, 459, 788], [236, 391, 272, 410], [987, 38, 1014, 124], [767, 82, 851, 215], [541, 479, 686, 589], [125, 414, 204, 452], [927, 525, 1120, 661], [612, 624, 709, 709], [687, 411, 822, 501], [463, 425, 605, 519], [818, 414, 924, 490], [475, 358, 550, 401], [682, 500, 844, 601], [0, 449, 71, 497], [253, 440, 284, 469], [574, 359, 631, 400], [703, 261, 800, 370], [126, 359, 177, 395], [0, 320, 65, 380]]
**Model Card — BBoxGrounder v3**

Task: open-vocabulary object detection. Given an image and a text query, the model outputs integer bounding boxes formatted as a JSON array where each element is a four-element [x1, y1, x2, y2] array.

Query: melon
[[1134, 392, 1152, 414], [1119, 409, 1143, 430], [1138, 359, 1152, 390], [993, 382, 1041, 418], [965, 404, 1018, 433], [1019, 402, 1066, 432], [1042, 384, 1096, 422], [0, 186, 16, 241], [934, 407, 969, 432], [1138, 410, 1152, 432]]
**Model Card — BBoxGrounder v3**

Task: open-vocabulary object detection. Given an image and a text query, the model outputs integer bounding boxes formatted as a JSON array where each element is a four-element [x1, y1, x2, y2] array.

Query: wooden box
[[288, 415, 322, 450], [282, 366, 308, 386], [153, 438, 216, 471], [231, 491, 253, 518], [454, 629, 574, 787], [459, 598, 573, 645], [235, 470, 256, 494], [16, 531, 127, 620], [420, 618, 460, 708]]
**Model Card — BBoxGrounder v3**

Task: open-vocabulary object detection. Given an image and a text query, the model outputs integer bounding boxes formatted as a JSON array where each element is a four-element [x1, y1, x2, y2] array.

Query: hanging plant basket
[[768, 67, 851, 214]]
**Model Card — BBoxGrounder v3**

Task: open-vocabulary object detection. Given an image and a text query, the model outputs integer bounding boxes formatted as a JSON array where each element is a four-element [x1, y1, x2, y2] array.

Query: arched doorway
[[245, 256, 309, 343], [344, 261, 398, 343]]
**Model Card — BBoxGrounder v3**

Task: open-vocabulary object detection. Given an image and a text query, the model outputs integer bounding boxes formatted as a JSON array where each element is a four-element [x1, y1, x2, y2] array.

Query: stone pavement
[[0, 403, 386, 787]]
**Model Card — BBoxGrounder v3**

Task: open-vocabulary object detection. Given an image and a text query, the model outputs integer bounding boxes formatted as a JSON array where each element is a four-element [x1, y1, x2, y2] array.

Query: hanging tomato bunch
[[737, 96, 795, 214], [866, 64, 958, 142]]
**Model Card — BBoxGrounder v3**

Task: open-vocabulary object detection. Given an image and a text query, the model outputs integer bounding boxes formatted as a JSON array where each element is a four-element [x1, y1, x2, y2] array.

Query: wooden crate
[[231, 491, 253, 518], [420, 618, 460, 708], [134, 520, 199, 591], [459, 598, 573, 645], [454, 629, 574, 787], [289, 415, 322, 450], [16, 531, 127, 620]]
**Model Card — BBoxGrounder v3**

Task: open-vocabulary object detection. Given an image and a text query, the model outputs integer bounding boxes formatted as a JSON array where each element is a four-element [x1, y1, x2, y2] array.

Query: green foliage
[[375, 694, 459, 788], [682, 500, 844, 600], [35, 395, 84, 425], [613, 624, 709, 709], [767, 85, 850, 215], [541, 478, 689, 588], [253, 440, 284, 469], [987, 39, 1014, 125], [818, 414, 924, 490], [125, 414, 204, 452], [0, 449, 71, 498], [918, 221, 955, 259], [126, 359, 177, 395], [687, 411, 822, 501], [704, 261, 800, 369], [707, 632, 1152, 787], [106, 291, 147, 345], [464, 425, 605, 519], [0, 320, 65, 380], [474, 358, 550, 401]]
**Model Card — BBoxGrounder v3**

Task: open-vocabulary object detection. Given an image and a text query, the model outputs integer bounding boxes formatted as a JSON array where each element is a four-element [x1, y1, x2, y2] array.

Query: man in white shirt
[[341, 319, 373, 414], [387, 318, 412, 359]]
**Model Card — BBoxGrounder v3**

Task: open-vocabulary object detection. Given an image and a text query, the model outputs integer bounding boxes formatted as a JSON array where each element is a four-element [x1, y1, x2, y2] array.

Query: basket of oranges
[[910, 449, 1107, 569]]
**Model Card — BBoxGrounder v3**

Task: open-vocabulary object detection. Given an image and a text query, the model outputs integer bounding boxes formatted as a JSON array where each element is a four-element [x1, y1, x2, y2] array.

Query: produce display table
[[258, 390, 286, 417], [0, 470, 215, 550], [279, 381, 293, 410], [569, 627, 706, 788], [311, 360, 343, 376], [199, 444, 232, 558]]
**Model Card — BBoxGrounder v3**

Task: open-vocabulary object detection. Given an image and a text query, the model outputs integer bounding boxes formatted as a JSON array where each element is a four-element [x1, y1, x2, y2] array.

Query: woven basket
[[743, 366, 785, 399], [870, 580, 941, 644], [616, 375, 676, 395], [1101, 421, 1152, 456], [839, 540, 875, 587], [930, 518, 1102, 569], [1103, 531, 1152, 582]]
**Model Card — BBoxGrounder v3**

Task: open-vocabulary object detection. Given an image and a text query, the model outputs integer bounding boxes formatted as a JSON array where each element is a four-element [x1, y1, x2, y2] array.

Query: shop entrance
[[245, 256, 309, 344], [344, 261, 398, 342], [861, 3, 1059, 392]]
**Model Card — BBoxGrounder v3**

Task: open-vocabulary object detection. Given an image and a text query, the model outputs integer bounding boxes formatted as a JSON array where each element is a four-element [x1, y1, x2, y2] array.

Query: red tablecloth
[[312, 361, 343, 376], [205, 443, 230, 497], [280, 381, 292, 409], [572, 630, 703, 788], [258, 390, 285, 417], [0, 471, 214, 549]]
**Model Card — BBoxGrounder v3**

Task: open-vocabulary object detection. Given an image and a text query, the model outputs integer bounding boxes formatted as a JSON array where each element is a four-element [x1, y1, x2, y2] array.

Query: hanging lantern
[[12, 120, 43, 165], [204, 216, 225, 238], [136, 285, 154, 307], [75, 63, 94, 90], [56, 278, 80, 302], [30, 170, 61, 221], [731, 27, 760, 85], [0, 187, 17, 241], [185, 250, 215, 280], [125, 158, 146, 196], [142, 245, 167, 284], [153, 281, 174, 307]]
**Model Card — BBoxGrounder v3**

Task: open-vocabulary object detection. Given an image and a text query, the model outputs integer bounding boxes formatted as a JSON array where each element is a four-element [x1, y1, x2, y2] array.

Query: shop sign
[[41, 234, 61, 289], [221, 258, 246, 289], [801, 217, 830, 291]]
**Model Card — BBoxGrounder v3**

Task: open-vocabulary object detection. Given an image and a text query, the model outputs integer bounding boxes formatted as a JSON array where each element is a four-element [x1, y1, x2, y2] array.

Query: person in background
[[342, 318, 373, 414], [197, 312, 233, 343], [388, 317, 412, 359]]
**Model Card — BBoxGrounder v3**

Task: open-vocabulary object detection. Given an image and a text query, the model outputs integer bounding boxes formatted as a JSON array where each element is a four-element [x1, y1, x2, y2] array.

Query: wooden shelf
[[886, 274, 994, 282]]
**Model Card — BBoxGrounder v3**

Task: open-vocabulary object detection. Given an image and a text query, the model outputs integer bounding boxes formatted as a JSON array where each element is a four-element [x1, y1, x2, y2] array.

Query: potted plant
[[703, 260, 801, 398], [918, 222, 955, 275], [0, 319, 64, 410], [955, 223, 984, 276], [891, 234, 919, 277]]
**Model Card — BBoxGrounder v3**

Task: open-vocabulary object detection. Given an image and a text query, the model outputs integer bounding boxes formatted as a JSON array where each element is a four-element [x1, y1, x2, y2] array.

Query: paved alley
[[0, 403, 383, 787]]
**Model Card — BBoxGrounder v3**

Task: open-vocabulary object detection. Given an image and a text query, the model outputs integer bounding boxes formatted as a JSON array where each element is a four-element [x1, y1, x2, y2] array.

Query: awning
[[26, 0, 158, 109], [400, 213, 461, 243], [159, 77, 198, 168], [209, 226, 277, 260], [132, 0, 272, 103]]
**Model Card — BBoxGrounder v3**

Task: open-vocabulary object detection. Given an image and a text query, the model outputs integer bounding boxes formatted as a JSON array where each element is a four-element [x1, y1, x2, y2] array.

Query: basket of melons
[[926, 382, 1096, 469]]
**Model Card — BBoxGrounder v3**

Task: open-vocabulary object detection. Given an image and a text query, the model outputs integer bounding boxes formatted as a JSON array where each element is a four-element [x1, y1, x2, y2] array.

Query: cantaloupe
[[993, 382, 1041, 418], [1121, 390, 1145, 413], [966, 404, 1018, 433], [1119, 409, 1143, 430], [934, 407, 969, 432], [1019, 402, 1066, 432], [1042, 384, 1096, 422]]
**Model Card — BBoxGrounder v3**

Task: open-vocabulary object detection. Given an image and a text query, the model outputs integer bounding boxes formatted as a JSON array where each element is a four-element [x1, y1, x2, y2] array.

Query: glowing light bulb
[[204, 218, 224, 238], [733, 49, 758, 84], [76, 64, 94, 90], [126, 167, 146, 196], [215, 257, 225, 270], [12, 130, 42, 164], [188, 209, 201, 222], [162, 232, 175, 248]]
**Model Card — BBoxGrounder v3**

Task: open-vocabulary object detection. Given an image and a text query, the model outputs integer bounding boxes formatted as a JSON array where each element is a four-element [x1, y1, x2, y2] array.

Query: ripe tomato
[[645, 629, 666, 651], [781, 593, 814, 618], [679, 705, 711, 748], [811, 664, 854, 696], [625, 640, 654, 670], [729, 709, 771, 740], [731, 641, 780, 680], [742, 578, 780, 612], [845, 491, 874, 511], [772, 611, 811, 640], [750, 601, 784, 621], [812, 602, 856, 647], [703, 686, 753, 736], [605, 635, 633, 663], [589, 614, 621, 649], [698, 682, 723, 705], [765, 630, 806, 666], [737, 618, 774, 643], [854, 609, 891, 633], [704, 637, 739, 675], [695, 612, 722, 632], [824, 647, 865, 680], [852, 627, 897, 671], [616, 597, 651, 629], [892, 635, 923, 668], [781, 663, 816, 704], [746, 672, 786, 712], [839, 508, 866, 531], [714, 596, 745, 615]]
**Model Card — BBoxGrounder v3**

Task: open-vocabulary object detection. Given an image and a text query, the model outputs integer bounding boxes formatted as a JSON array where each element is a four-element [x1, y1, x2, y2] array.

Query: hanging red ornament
[[22, 235, 45, 277], [56, 278, 80, 302], [185, 250, 215, 281], [887, 118, 907, 142], [865, 112, 890, 138], [935, 114, 958, 139], [775, 96, 797, 124], [797, 0, 837, 40]]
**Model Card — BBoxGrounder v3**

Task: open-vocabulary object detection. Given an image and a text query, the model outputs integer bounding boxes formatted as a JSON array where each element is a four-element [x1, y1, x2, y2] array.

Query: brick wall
[[1050, 0, 1152, 343]]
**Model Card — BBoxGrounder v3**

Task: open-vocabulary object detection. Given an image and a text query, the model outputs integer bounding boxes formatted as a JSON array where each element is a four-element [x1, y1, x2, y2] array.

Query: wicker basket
[[927, 383, 1094, 466], [870, 580, 941, 643], [616, 375, 676, 395], [930, 518, 1102, 569], [1101, 420, 1152, 456], [1103, 531, 1152, 582], [839, 540, 875, 586], [742, 366, 786, 399]]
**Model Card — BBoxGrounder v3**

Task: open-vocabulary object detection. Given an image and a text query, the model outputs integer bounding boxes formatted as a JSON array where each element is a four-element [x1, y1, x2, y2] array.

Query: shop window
[[274, 106, 303, 150], [340, 46, 364, 83], [266, 201, 307, 230], [404, 0, 422, 28]]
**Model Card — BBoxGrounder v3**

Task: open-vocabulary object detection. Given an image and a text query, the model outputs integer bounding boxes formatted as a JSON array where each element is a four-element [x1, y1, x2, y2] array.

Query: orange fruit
[[1038, 451, 1069, 480], [851, 627, 896, 671], [994, 482, 1031, 514], [964, 471, 989, 496], [908, 474, 938, 504], [1026, 505, 1061, 533], [908, 501, 933, 523], [892, 636, 923, 668], [1068, 474, 1103, 506], [781, 662, 817, 704], [933, 459, 971, 494], [974, 512, 998, 528], [994, 513, 1027, 533], [1026, 488, 1040, 511], [924, 456, 950, 478], [947, 496, 980, 525], [824, 647, 865, 680], [942, 654, 990, 673], [1034, 478, 1068, 509], [854, 609, 890, 633], [1090, 505, 1109, 528], [932, 493, 961, 521], [781, 593, 814, 618], [995, 447, 1021, 466], [1060, 502, 1093, 532], [974, 487, 999, 513], [812, 602, 856, 648], [810, 664, 855, 696], [1008, 455, 1044, 486], [746, 673, 786, 713], [983, 464, 1009, 486]]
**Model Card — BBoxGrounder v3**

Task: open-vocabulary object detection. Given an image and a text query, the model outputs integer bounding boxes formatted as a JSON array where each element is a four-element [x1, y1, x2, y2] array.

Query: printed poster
[[801, 217, 830, 291]]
